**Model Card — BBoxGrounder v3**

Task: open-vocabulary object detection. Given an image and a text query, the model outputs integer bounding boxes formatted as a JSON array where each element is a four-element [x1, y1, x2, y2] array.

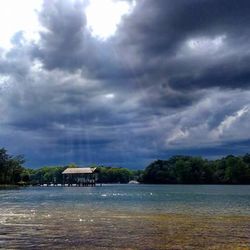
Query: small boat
[[128, 180, 139, 184]]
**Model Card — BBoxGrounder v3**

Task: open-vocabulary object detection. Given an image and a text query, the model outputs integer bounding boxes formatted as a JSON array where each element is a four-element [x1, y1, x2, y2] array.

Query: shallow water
[[1, 185, 250, 249]]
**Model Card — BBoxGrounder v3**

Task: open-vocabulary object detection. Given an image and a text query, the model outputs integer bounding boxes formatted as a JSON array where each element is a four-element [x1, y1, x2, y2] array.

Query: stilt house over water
[[62, 167, 97, 186]]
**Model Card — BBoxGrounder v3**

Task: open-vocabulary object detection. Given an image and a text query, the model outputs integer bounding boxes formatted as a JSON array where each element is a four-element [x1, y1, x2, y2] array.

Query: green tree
[[0, 148, 25, 185]]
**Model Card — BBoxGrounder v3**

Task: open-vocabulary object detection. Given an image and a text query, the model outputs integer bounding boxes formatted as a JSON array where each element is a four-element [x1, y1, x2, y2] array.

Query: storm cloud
[[1, 0, 250, 168]]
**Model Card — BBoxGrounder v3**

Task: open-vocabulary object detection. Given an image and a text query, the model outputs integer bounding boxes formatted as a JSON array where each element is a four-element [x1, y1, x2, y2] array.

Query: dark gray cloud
[[116, 0, 250, 90], [32, 0, 132, 80], [32, 0, 250, 90], [32, 0, 88, 70], [1, 0, 250, 168], [120, 0, 250, 54]]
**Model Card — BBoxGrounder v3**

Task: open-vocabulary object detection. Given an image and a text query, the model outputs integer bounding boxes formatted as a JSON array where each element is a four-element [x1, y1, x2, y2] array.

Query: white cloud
[[104, 93, 115, 99], [85, 0, 135, 40], [164, 89, 250, 149], [212, 106, 249, 139], [187, 35, 226, 53], [0, 75, 10, 85], [177, 35, 227, 59], [0, 0, 42, 49], [167, 128, 189, 145]]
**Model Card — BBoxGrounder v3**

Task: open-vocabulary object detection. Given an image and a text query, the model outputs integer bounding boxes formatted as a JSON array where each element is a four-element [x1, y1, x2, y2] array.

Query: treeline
[[142, 155, 250, 184], [0, 148, 25, 185], [0, 148, 142, 185], [1, 147, 250, 185], [97, 167, 143, 184], [26, 165, 141, 185]]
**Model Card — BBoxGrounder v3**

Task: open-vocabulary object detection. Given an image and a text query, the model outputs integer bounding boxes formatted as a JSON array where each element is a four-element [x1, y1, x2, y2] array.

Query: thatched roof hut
[[62, 168, 97, 186], [62, 167, 97, 174]]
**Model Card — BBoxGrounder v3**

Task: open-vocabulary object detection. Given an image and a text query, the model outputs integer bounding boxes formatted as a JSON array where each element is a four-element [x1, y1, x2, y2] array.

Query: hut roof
[[62, 167, 97, 174]]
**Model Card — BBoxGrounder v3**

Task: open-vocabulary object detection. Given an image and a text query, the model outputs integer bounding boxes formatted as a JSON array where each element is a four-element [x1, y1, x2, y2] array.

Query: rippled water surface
[[1, 185, 250, 249]]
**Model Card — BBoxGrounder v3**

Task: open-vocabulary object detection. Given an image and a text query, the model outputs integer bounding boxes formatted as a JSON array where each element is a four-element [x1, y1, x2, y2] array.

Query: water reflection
[[1, 185, 250, 249]]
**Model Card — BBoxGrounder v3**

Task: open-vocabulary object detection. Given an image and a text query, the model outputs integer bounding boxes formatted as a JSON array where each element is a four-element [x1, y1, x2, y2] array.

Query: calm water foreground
[[0, 185, 250, 249]]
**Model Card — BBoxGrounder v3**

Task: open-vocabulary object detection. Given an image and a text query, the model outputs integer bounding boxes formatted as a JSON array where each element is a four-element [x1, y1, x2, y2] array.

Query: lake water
[[1, 185, 250, 249]]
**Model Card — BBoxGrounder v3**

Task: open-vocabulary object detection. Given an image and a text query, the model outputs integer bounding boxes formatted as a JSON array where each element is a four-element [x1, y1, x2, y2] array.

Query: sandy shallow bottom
[[0, 209, 250, 250]]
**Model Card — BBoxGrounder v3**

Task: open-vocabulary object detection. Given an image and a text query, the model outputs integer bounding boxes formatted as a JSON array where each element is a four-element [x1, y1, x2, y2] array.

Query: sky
[[0, 0, 250, 169]]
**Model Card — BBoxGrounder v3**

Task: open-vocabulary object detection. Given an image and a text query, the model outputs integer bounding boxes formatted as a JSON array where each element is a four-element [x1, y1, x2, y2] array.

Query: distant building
[[128, 180, 139, 184], [62, 167, 97, 186]]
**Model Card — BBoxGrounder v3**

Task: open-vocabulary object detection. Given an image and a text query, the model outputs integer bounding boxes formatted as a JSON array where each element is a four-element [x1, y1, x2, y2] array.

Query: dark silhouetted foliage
[[96, 166, 132, 183], [1, 147, 250, 185], [0, 148, 25, 185], [142, 155, 250, 184]]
